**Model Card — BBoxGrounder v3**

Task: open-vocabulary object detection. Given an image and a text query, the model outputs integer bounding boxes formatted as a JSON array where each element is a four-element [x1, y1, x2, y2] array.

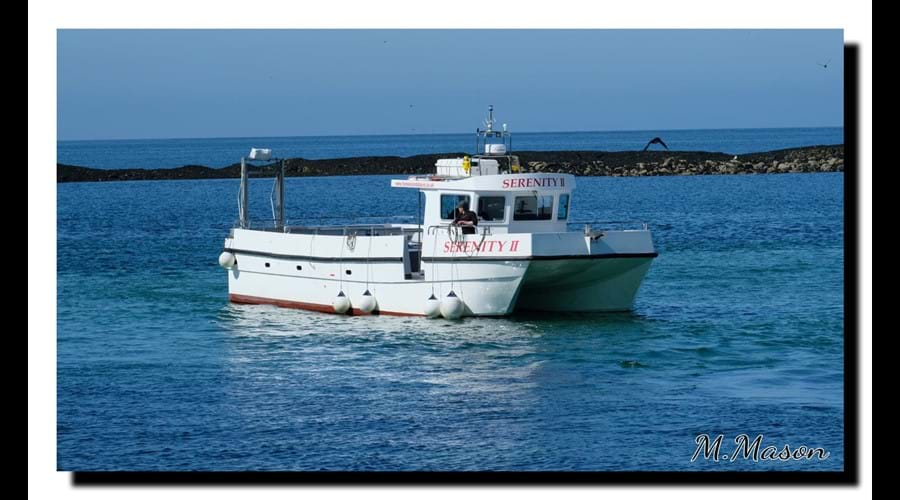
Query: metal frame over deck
[[238, 153, 286, 231]]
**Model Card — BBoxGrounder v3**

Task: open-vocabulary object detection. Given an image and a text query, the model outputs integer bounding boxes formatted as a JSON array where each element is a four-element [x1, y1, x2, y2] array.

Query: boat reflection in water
[[209, 300, 667, 469], [215, 300, 650, 400]]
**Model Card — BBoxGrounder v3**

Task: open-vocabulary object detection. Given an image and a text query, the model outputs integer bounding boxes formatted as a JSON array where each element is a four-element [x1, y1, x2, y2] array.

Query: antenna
[[485, 105, 494, 133]]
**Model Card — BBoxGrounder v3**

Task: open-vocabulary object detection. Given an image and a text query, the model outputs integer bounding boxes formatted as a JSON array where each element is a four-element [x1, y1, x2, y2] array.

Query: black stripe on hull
[[423, 253, 658, 262], [227, 248, 658, 264], [225, 248, 403, 263]]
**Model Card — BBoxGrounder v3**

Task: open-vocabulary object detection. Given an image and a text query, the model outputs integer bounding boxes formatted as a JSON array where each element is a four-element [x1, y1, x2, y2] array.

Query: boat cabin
[[391, 105, 575, 234]]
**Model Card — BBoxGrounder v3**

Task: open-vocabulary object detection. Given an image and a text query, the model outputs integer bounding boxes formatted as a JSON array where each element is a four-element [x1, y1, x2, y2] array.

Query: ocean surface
[[57, 171, 845, 471], [57, 127, 844, 169]]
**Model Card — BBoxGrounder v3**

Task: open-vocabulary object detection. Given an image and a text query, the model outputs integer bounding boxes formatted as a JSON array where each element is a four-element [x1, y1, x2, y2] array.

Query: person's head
[[457, 201, 469, 213]]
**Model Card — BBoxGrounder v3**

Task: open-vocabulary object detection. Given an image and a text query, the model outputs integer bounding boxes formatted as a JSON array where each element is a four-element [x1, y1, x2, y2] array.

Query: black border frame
[[69, 42, 861, 487]]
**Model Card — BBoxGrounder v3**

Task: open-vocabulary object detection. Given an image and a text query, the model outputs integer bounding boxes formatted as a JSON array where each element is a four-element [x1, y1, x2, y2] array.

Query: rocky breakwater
[[517, 145, 844, 176], [57, 145, 842, 183]]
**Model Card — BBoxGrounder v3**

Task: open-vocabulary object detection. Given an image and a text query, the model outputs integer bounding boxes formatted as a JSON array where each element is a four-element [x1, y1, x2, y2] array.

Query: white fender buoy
[[440, 291, 464, 319], [333, 291, 351, 314], [218, 251, 236, 269], [424, 294, 441, 318], [358, 290, 377, 313]]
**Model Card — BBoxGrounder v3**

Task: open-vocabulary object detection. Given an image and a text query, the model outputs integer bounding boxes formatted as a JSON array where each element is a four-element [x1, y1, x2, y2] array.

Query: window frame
[[557, 193, 570, 220], [439, 193, 472, 221], [512, 194, 555, 221], [475, 195, 507, 224]]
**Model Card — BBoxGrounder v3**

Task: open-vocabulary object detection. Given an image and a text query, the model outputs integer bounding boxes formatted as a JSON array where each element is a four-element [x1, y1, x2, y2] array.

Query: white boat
[[219, 107, 657, 318]]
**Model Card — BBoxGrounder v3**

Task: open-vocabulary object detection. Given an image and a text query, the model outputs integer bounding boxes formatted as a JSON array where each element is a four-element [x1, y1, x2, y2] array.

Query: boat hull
[[226, 255, 529, 317], [514, 256, 655, 312], [223, 227, 656, 317]]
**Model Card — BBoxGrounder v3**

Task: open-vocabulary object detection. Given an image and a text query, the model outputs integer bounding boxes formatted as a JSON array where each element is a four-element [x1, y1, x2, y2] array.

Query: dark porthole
[[264, 262, 270, 268], [296, 265, 302, 271], [345, 269, 352, 275]]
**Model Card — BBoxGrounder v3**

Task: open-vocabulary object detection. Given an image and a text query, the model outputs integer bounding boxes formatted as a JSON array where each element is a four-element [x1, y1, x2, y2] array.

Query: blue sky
[[57, 30, 843, 141]]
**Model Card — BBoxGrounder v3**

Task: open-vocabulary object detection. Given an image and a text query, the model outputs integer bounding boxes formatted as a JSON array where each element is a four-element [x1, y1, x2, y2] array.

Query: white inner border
[[29, 1, 872, 498]]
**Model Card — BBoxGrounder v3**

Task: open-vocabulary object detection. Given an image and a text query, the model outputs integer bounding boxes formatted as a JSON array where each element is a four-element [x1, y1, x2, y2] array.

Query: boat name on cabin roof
[[502, 177, 566, 189]]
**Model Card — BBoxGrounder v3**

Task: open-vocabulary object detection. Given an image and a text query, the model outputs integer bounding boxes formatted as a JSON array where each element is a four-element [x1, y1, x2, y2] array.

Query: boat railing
[[285, 225, 420, 237], [427, 224, 492, 236], [568, 220, 650, 231], [235, 219, 424, 239]]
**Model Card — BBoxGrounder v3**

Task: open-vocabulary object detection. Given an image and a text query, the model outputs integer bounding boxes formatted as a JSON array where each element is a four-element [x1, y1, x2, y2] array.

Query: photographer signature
[[692, 434, 830, 462]]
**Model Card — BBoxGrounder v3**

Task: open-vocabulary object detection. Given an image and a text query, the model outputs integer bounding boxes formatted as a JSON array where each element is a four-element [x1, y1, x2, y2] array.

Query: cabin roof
[[391, 172, 576, 192]]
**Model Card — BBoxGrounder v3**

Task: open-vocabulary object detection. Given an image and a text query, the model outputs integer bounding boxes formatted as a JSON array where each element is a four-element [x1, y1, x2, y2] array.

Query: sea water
[[57, 170, 844, 471]]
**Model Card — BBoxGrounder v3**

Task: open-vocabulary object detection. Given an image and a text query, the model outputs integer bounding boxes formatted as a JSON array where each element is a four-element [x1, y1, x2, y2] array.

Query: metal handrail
[[568, 220, 650, 230], [232, 222, 425, 238], [234, 219, 646, 235], [427, 224, 491, 236]]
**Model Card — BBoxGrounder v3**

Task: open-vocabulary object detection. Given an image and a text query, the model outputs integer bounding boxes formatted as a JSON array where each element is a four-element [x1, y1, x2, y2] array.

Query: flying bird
[[817, 58, 831, 69], [642, 137, 669, 151]]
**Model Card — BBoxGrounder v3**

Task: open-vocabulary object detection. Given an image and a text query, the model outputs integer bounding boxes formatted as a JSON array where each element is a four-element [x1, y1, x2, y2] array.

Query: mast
[[474, 105, 512, 163]]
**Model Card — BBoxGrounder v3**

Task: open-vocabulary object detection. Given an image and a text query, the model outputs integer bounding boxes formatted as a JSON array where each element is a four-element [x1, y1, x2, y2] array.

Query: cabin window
[[513, 195, 553, 221], [558, 194, 570, 220], [441, 194, 471, 220], [477, 196, 506, 222]]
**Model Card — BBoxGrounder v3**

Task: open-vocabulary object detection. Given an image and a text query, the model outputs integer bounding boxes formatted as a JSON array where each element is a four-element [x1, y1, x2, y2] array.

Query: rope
[[472, 228, 487, 257], [308, 229, 317, 272], [447, 225, 458, 292], [365, 229, 372, 290], [338, 231, 345, 291], [430, 230, 439, 296]]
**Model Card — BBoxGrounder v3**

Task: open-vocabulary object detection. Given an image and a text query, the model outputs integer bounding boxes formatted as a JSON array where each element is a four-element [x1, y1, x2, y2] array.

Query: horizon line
[[57, 125, 844, 143]]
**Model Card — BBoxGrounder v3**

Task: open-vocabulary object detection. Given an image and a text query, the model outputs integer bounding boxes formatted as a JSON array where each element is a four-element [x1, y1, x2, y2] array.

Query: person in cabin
[[452, 201, 479, 234]]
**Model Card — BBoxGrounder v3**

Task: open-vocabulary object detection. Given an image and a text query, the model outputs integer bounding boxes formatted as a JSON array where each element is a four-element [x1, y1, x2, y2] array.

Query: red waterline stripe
[[229, 293, 424, 317]]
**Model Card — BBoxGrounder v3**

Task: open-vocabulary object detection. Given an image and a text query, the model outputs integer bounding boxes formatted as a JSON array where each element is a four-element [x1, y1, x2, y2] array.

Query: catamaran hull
[[514, 256, 655, 312], [226, 255, 655, 316], [223, 228, 656, 317]]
